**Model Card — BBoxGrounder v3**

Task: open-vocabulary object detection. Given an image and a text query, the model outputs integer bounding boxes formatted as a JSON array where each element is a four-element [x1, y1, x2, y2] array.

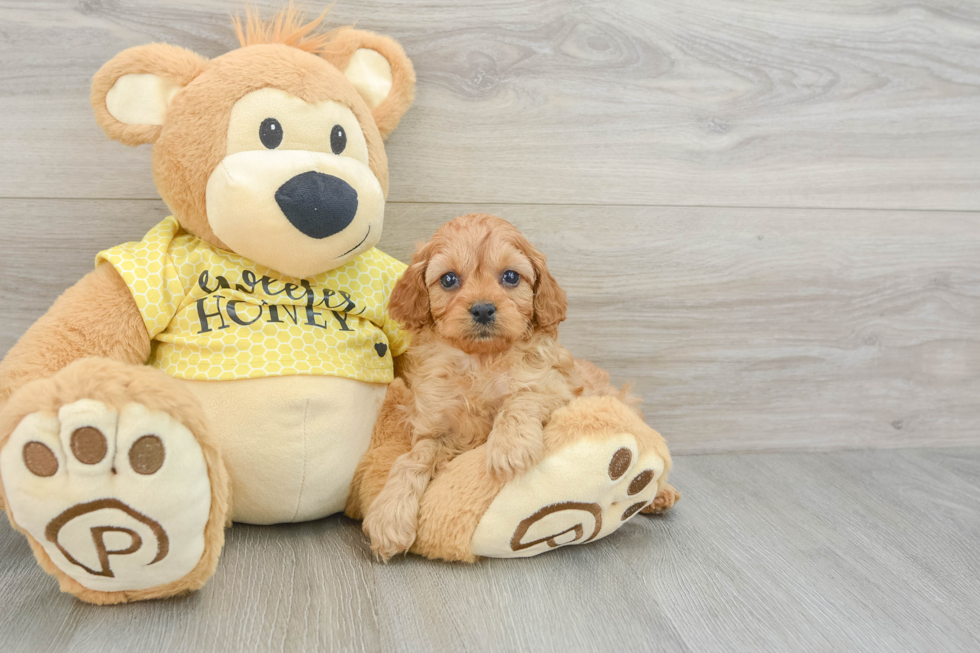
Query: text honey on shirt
[[97, 216, 409, 382]]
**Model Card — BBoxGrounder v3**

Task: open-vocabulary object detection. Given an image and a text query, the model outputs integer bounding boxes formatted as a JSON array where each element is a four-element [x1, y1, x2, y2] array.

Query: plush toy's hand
[[485, 419, 544, 481]]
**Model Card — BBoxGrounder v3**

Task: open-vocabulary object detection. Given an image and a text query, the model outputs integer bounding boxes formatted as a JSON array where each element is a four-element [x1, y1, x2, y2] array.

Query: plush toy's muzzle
[[198, 83, 386, 278], [205, 147, 385, 279]]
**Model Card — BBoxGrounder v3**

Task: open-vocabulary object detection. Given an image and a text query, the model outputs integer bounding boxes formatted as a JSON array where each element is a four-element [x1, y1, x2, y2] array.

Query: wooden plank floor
[[1, 447, 978, 653]]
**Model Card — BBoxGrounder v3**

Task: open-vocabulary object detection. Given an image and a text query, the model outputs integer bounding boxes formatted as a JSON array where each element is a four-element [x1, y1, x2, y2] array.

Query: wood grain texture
[[1, 2, 978, 650], [1, 447, 978, 652], [1, 0, 980, 208], [1, 199, 978, 454]]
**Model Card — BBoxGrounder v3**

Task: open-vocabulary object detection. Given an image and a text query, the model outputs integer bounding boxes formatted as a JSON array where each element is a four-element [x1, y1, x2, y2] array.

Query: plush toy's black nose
[[275, 171, 359, 239], [470, 302, 496, 325]]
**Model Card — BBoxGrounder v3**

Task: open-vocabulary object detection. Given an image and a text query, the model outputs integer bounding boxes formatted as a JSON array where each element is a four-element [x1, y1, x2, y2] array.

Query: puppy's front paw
[[362, 507, 417, 562], [486, 423, 544, 481]]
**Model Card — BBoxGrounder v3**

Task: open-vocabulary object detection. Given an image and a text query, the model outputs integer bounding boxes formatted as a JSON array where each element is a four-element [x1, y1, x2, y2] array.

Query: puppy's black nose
[[275, 171, 359, 239], [470, 303, 496, 325]]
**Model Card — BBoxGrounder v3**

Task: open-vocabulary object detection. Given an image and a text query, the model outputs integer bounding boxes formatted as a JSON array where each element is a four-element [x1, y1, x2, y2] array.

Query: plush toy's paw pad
[[470, 432, 665, 558], [0, 400, 212, 592], [643, 483, 681, 514]]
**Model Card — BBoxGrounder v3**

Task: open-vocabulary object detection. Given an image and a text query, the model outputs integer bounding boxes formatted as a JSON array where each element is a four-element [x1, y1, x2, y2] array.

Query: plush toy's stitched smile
[[341, 224, 372, 258]]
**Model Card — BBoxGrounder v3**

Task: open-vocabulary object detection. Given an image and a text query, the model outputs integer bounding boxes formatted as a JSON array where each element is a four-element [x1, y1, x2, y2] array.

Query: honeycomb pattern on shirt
[[96, 216, 408, 383]]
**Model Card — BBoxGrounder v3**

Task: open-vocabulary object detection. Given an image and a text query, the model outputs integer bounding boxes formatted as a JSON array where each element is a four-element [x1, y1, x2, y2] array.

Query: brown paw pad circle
[[129, 435, 165, 475], [22, 430, 165, 477], [608, 447, 632, 480], [71, 427, 108, 465], [608, 447, 656, 521], [628, 469, 654, 495], [23, 441, 58, 477], [621, 502, 647, 521]]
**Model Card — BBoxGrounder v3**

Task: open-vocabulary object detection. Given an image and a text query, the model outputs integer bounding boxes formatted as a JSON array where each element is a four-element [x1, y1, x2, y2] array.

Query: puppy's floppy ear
[[91, 43, 208, 146], [322, 28, 416, 139], [388, 241, 435, 333], [517, 234, 568, 330]]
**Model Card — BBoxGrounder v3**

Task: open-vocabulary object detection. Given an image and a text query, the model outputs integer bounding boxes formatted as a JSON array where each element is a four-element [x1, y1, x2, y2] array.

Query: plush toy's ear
[[91, 43, 208, 146], [323, 28, 416, 139]]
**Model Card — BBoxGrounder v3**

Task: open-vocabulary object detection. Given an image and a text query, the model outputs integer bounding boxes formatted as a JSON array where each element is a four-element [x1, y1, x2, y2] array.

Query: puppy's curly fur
[[362, 214, 640, 560]]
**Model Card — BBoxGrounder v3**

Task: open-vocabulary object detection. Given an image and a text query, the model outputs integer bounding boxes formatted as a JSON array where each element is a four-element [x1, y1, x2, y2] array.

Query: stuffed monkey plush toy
[[0, 7, 676, 605]]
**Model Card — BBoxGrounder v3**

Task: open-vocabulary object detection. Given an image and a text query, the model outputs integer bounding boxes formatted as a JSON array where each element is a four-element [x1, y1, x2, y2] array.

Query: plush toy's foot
[[408, 395, 675, 561], [0, 358, 229, 604], [470, 400, 671, 558]]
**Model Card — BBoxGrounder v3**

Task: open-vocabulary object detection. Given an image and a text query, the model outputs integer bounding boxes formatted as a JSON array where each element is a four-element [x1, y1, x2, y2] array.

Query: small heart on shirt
[[374, 343, 388, 358]]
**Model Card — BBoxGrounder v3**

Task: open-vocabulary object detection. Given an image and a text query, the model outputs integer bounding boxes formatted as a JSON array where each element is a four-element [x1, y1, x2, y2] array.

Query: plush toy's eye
[[331, 125, 347, 154], [440, 272, 459, 289], [501, 270, 520, 287], [259, 118, 283, 149]]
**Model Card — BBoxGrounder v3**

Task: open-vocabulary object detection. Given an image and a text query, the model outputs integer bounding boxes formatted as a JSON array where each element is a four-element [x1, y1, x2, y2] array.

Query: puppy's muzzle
[[470, 302, 496, 325], [275, 171, 359, 239]]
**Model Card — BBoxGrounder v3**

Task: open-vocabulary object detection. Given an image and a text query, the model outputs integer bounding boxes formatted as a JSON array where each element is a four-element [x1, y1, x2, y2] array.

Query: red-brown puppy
[[362, 213, 632, 560]]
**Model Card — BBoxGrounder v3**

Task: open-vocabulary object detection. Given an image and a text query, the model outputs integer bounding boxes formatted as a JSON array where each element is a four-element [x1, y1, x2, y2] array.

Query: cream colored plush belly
[[182, 376, 387, 525]]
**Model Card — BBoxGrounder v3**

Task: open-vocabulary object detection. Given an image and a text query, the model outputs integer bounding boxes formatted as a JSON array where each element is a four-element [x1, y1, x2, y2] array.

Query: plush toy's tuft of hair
[[232, 2, 338, 55]]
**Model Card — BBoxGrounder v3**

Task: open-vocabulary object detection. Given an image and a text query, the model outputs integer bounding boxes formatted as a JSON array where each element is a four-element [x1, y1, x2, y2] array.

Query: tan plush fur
[[321, 28, 416, 139], [232, 4, 336, 54], [0, 357, 230, 605], [0, 264, 150, 405], [359, 214, 676, 560], [89, 43, 208, 147], [1, 7, 416, 603], [90, 12, 415, 251], [230, 6, 417, 139]]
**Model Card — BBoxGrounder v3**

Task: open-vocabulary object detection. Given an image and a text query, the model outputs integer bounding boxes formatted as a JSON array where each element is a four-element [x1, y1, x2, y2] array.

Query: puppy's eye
[[501, 270, 520, 287], [440, 272, 459, 289], [259, 118, 283, 149], [330, 125, 347, 154]]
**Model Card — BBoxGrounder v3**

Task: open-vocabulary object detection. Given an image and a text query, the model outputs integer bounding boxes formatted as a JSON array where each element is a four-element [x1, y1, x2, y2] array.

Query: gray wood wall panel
[[1, 1, 979, 648], [2, 448, 978, 652], [2, 199, 978, 454], [1, 0, 979, 209]]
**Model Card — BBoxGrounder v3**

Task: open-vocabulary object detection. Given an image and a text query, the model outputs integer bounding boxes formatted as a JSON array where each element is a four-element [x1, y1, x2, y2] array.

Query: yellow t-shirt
[[97, 216, 409, 383]]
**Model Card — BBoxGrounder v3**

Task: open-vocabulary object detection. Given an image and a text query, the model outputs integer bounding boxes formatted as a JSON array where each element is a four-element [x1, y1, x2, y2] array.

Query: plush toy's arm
[[0, 264, 150, 403]]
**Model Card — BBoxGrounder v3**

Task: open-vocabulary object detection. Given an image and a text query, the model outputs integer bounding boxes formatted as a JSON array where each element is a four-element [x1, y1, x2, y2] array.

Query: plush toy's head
[[91, 6, 415, 279]]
